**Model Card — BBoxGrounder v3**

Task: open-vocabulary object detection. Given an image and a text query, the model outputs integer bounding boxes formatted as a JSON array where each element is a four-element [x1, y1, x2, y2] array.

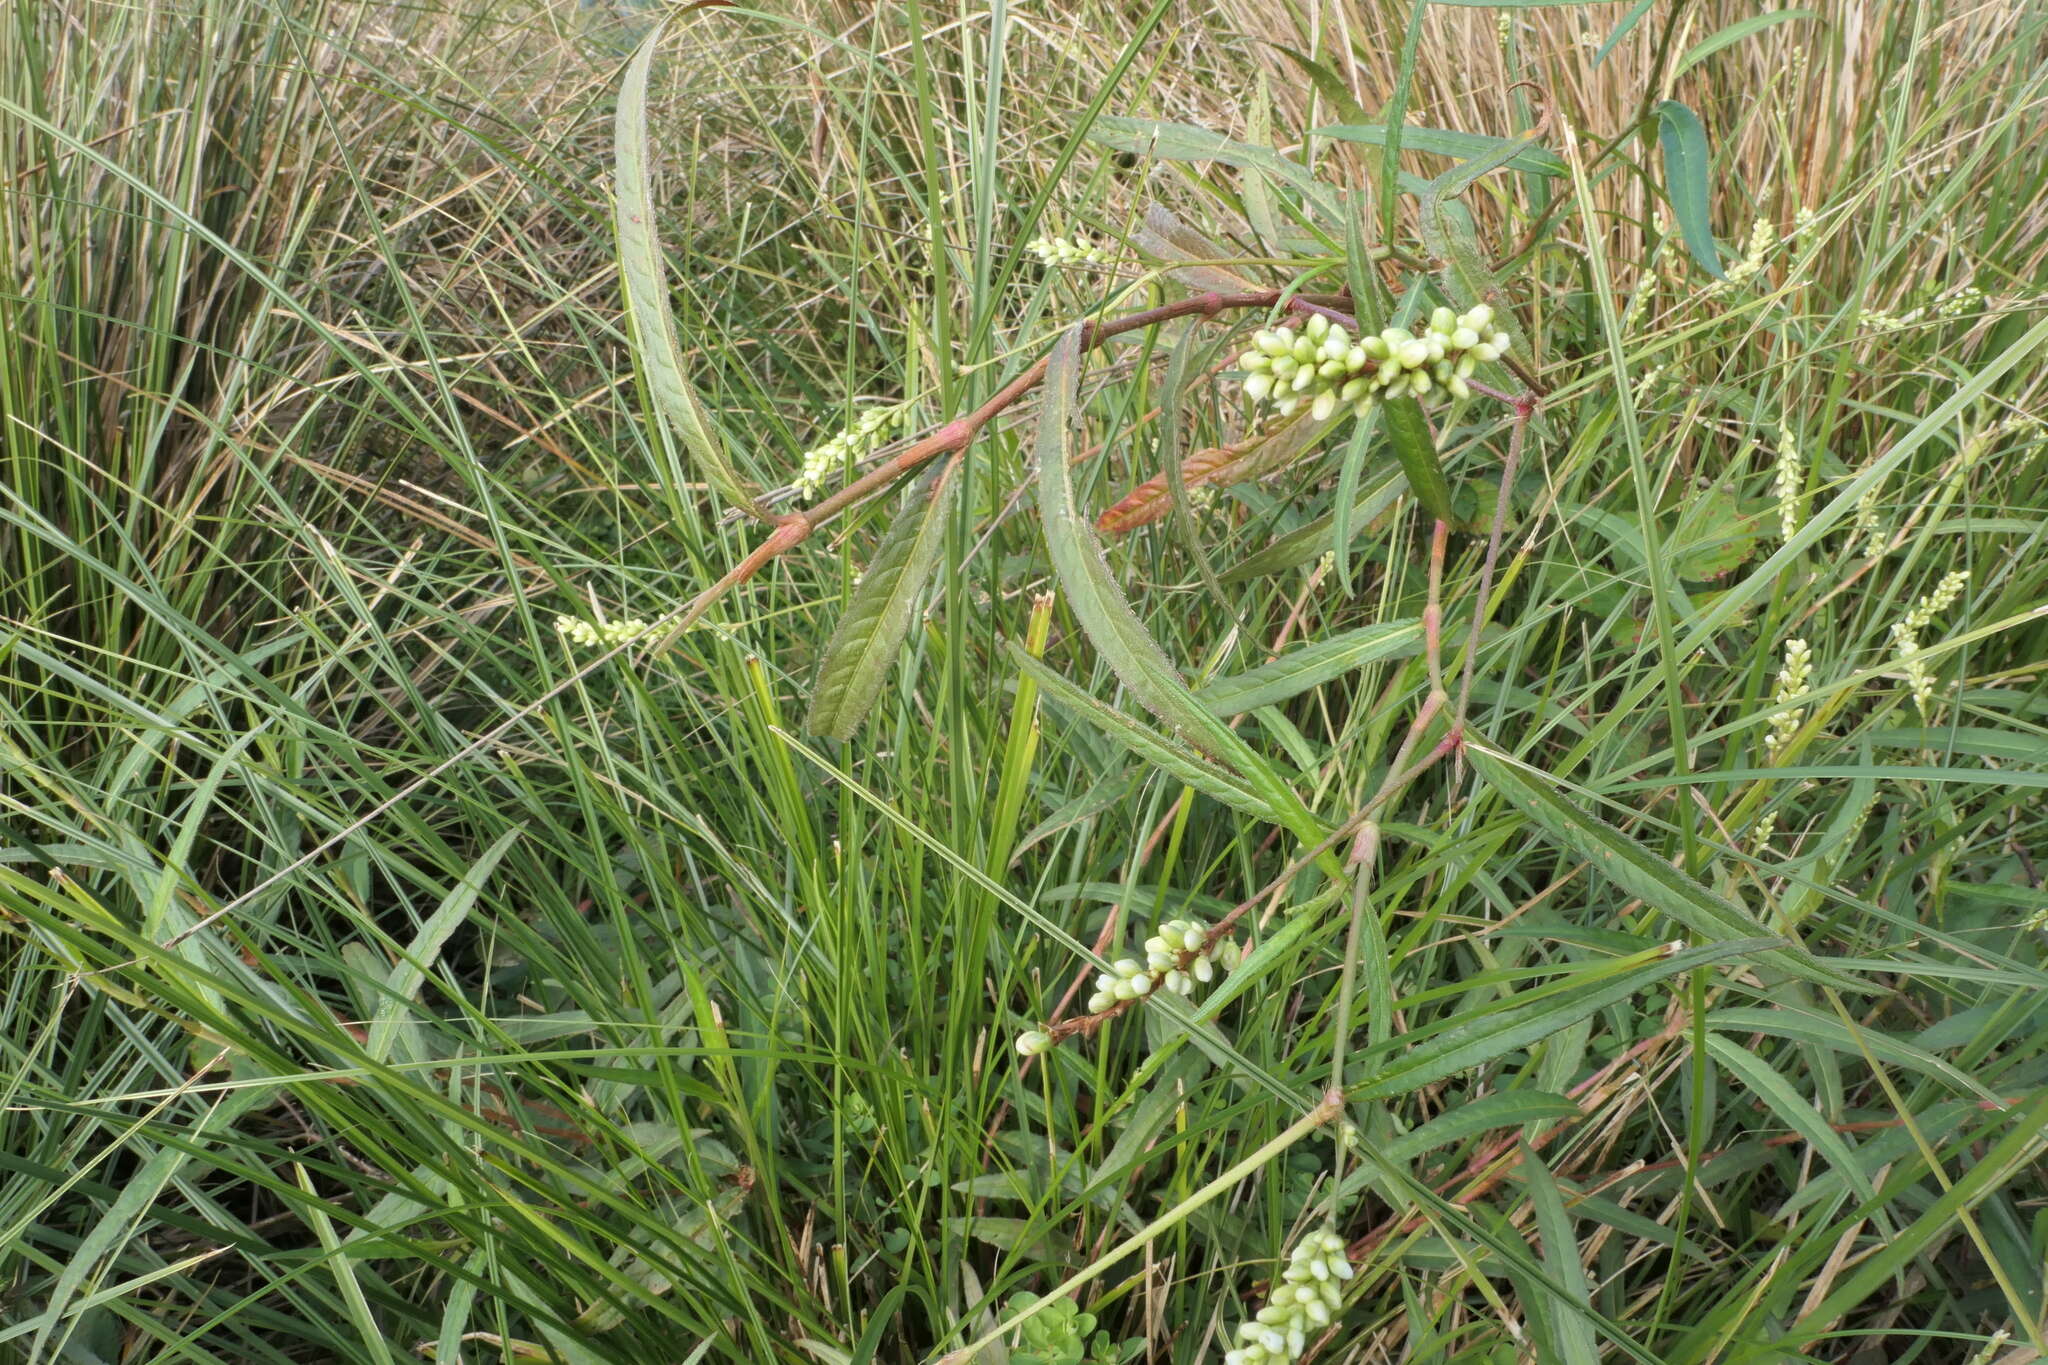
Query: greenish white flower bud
[[556, 615, 654, 649], [1224, 1228, 1352, 1365], [1014, 1029, 1052, 1057]]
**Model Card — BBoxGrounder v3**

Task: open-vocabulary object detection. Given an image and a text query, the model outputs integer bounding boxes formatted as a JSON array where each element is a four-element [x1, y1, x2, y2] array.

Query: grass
[[3, 1, 2046, 1362]]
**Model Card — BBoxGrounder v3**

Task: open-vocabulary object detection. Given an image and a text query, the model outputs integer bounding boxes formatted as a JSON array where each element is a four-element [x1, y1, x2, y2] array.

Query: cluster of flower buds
[[1891, 569, 1969, 718], [1026, 233, 1108, 267], [1085, 919, 1242, 1012], [1016, 921, 1244, 1056], [1143, 919, 1240, 996], [1223, 1228, 1353, 1365], [1085, 957, 1154, 1013], [795, 404, 902, 500], [1238, 306, 1510, 422], [1707, 217, 1778, 295], [555, 615, 653, 648], [1762, 637, 1813, 759]]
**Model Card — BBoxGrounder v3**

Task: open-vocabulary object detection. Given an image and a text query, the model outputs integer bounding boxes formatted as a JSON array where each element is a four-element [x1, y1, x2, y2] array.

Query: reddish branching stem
[[678, 289, 1353, 628]]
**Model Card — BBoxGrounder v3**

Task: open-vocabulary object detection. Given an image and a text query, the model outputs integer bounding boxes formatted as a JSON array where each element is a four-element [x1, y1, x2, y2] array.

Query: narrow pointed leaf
[[1035, 329, 1242, 762], [1220, 464, 1405, 582], [1383, 394, 1454, 524], [1673, 11, 1822, 80], [1084, 116, 1346, 223], [805, 459, 960, 739], [1197, 620, 1425, 715], [1352, 940, 1771, 1100], [1317, 124, 1564, 176], [1273, 47, 1369, 124], [1468, 743, 1861, 989], [616, 14, 766, 518], [1005, 644, 1281, 823], [1035, 331, 1336, 860]]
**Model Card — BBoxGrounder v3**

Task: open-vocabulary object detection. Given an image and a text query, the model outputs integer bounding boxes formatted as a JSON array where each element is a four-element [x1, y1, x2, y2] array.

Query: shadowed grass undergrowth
[[2, 2, 2046, 1363]]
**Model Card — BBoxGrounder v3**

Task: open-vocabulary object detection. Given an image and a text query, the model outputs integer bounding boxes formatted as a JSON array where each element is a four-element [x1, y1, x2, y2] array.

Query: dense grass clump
[[3, 2, 2046, 1363]]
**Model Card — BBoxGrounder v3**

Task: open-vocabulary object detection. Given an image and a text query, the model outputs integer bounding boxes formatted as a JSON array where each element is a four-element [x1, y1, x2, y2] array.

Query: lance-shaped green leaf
[[1467, 743, 1863, 990], [1197, 619, 1424, 715], [1655, 99, 1726, 281], [1036, 329, 1242, 762], [1351, 939, 1772, 1100], [615, 14, 766, 518], [1220, 463, 1406, 582], [1673, 10, 1823, 80], [1085, 115, 1352, 223], [1522, 1143, 1602, 1365], [1383, 393, 1455, 524], [1272, 46, 1369, 124], [1035, 331, 1335, 859], [804, 458, 961, 739]]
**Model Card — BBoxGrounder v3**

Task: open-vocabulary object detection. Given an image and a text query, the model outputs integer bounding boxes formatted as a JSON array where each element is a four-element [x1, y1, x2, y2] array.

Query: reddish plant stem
[[1424, 519, 1449, 698], [1289, 297, 1362, 332], [678, 289, 1352, 628]]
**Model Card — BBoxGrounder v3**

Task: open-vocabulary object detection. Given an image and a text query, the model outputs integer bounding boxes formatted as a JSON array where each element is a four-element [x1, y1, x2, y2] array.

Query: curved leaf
[[1085, 115, 1346, 223], [1197, 620, 1425, 715], [1035, 329, 1240, 760], [615, 13, 766, 518], [1005, 645, 1280, 822], [1317, 123, 1565, 176], [1353, 940, 1772, 1101], [1467, 743, 1862, 990], [1674, 10, 1822, 80], [1034, 332, 1337, 864], [1219, 463, 1405, 582]]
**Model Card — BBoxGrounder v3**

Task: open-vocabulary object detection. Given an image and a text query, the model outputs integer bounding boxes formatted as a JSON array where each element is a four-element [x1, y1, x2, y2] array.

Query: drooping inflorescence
[[1223, 1227, 1353, 1365], [1237, 306, 1510, 423]]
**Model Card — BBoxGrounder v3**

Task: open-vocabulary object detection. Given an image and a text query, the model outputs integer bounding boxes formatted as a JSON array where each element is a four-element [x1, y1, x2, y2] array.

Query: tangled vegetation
[[3, 2, 2045, 1363]]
